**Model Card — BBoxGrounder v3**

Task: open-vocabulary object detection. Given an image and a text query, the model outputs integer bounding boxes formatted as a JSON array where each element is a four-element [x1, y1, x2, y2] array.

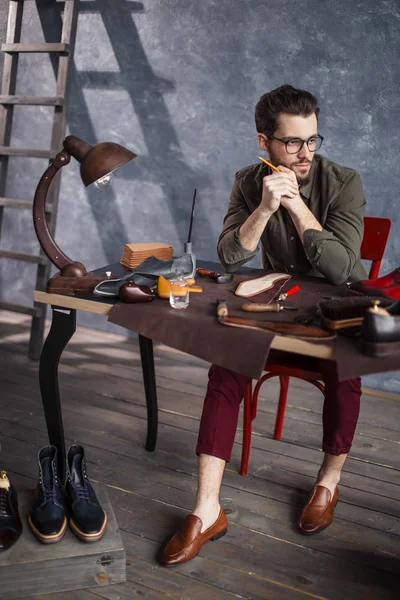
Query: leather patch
[[235, 273, 291, 298]]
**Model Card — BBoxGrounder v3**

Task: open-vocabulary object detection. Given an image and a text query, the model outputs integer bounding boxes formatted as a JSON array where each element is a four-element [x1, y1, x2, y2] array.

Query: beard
[[267, 150, 312, 186], [295, 170, 311, 186]]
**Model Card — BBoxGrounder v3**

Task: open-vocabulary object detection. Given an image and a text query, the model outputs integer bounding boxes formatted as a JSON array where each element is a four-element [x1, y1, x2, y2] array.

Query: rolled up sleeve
[[303, 173, 366, 285], [217, 178, 258, 272]]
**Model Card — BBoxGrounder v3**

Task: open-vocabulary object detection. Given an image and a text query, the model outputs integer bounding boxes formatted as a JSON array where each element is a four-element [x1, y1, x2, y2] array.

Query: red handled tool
[[277, 285, 300, 302]]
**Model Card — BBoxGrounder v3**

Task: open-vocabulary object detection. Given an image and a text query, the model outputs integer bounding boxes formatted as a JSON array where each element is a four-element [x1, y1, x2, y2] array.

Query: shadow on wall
[[38, 0, 211, 263]]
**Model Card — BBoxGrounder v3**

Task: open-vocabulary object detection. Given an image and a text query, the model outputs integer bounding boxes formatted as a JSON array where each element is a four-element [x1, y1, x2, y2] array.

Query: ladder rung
[[1, 43, 70, 54], [0, 95, 64, 106], [0, 197, 53, 212], [0, 146, 54, 158], [0, 250, 47, 264], [0, 301, 40, 318]]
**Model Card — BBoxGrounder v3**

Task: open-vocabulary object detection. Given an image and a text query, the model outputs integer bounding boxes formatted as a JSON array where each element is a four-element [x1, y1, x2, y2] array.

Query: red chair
[[240, 216, 392, 476]]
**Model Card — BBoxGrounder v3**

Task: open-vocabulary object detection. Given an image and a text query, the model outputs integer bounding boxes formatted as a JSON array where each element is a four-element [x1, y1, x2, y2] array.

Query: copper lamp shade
[[32, 135, 137, 295], [63, 135, 137, 186]]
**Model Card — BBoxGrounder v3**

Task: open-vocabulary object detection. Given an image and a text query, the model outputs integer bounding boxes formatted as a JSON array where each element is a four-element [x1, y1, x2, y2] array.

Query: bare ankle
[[316, 470, 340, 496], [318, 466, 341, 482], [192, 502, 220, 533]]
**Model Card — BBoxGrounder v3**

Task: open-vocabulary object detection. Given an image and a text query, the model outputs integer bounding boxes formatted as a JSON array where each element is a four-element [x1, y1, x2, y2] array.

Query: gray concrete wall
[[0, 0, 399, 392]]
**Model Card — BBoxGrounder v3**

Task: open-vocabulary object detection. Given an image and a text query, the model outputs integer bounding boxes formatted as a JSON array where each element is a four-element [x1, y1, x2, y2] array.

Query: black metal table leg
[[39, 307, 76, 479], [138, 334, 158, 451]]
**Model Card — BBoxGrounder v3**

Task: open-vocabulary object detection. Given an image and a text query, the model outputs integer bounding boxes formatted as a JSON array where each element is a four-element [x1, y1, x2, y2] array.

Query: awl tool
[[277, 285, 300, 302]]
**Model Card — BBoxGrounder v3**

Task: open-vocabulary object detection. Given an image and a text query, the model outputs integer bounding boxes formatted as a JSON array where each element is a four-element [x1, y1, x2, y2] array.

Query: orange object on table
[[157, 276, 202, 299]]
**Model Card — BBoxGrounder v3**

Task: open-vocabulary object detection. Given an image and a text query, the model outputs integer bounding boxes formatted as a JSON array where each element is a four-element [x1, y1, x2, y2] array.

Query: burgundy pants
[[196, 361, 361, 462]]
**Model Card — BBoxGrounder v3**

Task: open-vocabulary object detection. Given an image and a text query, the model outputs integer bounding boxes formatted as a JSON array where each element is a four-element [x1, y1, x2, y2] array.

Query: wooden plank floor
[[1, 310, 400, 600]]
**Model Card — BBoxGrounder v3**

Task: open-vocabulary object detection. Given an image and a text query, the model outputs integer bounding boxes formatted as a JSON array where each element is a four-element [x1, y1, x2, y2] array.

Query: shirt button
[[290, 264, 294, 269], [290, 236, 295, 241]]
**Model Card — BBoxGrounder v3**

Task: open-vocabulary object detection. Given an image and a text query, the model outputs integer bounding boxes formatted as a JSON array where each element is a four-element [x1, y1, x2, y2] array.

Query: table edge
[[34, 290, 335, 360], [34, 290, 113, 315]]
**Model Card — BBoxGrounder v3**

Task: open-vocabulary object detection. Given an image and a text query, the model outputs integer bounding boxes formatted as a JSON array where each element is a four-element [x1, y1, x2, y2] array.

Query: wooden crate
[[0, 484, 126, 599]]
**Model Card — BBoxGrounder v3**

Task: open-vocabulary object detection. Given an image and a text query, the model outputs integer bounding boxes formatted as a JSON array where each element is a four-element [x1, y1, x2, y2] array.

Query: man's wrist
[[284, 194, 305, 216], [255, 205, 275, 220]]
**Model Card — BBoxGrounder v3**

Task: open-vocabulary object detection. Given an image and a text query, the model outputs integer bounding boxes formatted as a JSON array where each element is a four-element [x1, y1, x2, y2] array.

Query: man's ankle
[[192, 502, 221, 533], [316, 470, 341, 496]]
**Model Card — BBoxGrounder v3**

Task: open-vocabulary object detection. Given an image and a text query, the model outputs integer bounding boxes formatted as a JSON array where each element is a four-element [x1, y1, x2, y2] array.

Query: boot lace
[[75, 486, 90, 501], [0, 488, 11, 517], [44, 488, 57, 503]]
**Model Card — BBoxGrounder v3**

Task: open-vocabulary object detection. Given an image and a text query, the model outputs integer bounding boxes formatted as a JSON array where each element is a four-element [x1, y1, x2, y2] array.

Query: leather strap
[[216, 301, 336, 340]]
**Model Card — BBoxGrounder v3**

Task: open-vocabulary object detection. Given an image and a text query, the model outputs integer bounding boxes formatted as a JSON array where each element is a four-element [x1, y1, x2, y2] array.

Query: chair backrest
[[361, 216, 392, 279]]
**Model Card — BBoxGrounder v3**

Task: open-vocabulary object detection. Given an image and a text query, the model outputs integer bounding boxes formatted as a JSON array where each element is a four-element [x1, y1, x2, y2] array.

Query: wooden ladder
[[0, 0, 78, 359]]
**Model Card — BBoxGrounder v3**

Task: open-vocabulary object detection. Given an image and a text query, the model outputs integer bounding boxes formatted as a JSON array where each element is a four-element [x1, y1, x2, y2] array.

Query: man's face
[[257, 113, 318, 184]]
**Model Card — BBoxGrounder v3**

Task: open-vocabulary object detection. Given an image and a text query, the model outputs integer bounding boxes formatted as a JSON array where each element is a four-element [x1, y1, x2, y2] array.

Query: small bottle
[[169, 270, 189, 310]]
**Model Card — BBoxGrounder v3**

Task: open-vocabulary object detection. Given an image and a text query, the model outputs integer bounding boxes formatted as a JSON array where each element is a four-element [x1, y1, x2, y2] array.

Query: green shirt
[[217, 154, 368, 285]]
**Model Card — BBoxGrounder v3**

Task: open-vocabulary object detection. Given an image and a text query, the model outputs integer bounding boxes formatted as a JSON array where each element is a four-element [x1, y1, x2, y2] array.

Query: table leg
[[39, 307, 76, 479], [138, 334, 158, 451]]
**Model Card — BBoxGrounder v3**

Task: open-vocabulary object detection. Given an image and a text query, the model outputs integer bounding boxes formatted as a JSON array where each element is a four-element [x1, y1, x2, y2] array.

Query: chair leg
[[274, 376, 290, 440], [251, 381, 261, 420], [240, 381, 253, 476]]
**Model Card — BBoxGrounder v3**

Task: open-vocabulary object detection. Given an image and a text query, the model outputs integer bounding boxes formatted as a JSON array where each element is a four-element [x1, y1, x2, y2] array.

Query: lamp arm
[[33, 150, 78, 272]]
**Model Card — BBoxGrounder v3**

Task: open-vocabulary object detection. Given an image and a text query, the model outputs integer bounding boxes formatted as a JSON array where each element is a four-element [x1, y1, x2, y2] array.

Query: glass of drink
[[169, 274, 189, 310]]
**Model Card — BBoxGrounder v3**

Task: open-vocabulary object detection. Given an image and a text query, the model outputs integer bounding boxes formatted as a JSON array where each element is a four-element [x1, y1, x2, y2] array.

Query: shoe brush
[[318, 296, 392, 330]]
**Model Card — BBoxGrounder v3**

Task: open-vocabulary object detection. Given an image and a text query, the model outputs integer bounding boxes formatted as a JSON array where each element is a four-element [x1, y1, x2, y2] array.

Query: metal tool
[[196, 267, 233, 284], [241, 303, 297, 312], [277, 284, 300, 302]]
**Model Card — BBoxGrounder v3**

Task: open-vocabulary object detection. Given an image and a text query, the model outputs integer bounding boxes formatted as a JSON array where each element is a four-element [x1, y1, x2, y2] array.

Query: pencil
[[258, 156, 280, 172]]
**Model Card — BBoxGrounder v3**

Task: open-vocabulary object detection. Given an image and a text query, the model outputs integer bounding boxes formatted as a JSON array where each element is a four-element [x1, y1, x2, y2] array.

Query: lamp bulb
[[94, 172, 114, 191]]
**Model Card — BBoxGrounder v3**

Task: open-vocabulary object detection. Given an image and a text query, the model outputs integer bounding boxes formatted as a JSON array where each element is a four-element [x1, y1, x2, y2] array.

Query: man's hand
[[273, 165, 322, 242], [260, 169, 299, 215], [276, 165, 303, 212], [238, 167, 297, 252]]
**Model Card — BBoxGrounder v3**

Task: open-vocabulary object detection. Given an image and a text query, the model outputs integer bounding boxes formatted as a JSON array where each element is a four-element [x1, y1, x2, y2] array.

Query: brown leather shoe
[[159, 508, 228, 567], [299, 485, 339, 535]]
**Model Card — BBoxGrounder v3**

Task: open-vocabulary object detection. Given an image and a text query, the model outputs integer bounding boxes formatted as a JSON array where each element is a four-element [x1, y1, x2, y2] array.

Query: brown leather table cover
[[109, 270, 280, 380], [106, 263, 400, 381]]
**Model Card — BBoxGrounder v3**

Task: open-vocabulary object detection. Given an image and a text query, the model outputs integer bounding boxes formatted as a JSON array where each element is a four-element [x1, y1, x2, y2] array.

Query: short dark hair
[[255, 84, 320, 137]]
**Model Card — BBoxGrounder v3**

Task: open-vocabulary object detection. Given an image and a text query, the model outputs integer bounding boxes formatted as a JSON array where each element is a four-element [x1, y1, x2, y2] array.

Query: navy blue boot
[[65, 445, 107, 543], [0, 471, 22, 551], [29, 446, 67, 544]]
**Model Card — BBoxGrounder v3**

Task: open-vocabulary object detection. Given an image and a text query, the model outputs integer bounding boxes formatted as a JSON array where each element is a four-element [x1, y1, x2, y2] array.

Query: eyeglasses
[[267, 134, 324, 154]]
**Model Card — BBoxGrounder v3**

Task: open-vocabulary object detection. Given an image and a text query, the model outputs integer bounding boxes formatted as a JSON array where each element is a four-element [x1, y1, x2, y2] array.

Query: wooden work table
[[33, 261, 345, 477]]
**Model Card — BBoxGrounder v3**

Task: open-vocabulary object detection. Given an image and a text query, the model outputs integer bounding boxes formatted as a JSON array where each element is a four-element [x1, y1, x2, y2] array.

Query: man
[[159, 84, 367, 567]]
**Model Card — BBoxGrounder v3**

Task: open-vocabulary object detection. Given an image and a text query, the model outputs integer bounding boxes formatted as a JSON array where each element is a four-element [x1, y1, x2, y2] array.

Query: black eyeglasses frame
[[266, 134, 324, 154]]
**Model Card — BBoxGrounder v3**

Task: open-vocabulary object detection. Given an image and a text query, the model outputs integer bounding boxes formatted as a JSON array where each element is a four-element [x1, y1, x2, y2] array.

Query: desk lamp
[[33, 135, 136, 295]]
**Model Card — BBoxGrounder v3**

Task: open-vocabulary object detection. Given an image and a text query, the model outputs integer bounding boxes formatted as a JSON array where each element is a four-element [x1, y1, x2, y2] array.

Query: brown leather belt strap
[[216, 301, 336, 340]]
